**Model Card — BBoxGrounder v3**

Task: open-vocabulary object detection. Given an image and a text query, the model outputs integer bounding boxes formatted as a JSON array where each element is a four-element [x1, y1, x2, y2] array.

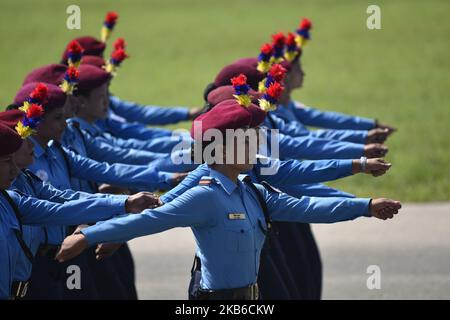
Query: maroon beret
[[14, 82, 66, 111], [61, 36, 106, 64], [214, 61, 265, 91], [207, 85, 262, 107], [22, 64, 67, 86], [76, 64, 112, 95], [81, 55, 106, 68], [232, 57, 258, 66], [191, 99, 265, 140], [0, 122, 23, 157], [0, 110, 25, 130]]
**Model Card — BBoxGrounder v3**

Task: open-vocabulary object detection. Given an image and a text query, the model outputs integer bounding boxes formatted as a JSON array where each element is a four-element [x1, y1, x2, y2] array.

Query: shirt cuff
[[157, 171, 174, 190], [81, 225, 101, 247], [109, 195, 128, 215], [351, 198, 372, 217], [338, 159, 354, 176], [359, 117, 377, 130]]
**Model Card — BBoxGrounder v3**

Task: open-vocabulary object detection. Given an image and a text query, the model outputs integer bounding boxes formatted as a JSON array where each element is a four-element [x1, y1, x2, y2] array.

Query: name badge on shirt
[[228, 213, 246, 220]]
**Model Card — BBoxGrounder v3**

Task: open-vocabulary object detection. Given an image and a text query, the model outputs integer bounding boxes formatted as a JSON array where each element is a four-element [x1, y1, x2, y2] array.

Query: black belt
[[11, 280, 30, 300], [191, 256, 259, 300], [37, 244, 60, 259], [196, 283, 259, 300]]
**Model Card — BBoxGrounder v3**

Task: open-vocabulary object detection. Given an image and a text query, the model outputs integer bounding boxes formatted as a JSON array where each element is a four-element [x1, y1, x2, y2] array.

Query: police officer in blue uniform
[[0, 119, 160, 299], [10, 82, 176, 299], [211, 63, 389, 161], [61, 37, 202, 143], [0, 108, 161, 300], [21, 63, 196, 173], [55, 97, 401, 300], [205, 65, 389, 298]]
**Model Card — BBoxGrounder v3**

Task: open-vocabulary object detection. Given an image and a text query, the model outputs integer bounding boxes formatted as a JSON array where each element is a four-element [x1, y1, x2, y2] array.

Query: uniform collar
[[29, 136, 47, 159], [71, 117, 98, 135], [208, 167, 238, 195]]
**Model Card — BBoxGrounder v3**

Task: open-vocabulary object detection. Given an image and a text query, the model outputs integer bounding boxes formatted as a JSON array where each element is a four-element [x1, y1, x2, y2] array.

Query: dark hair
[[6, 104, 19, 111], [203, 82, 217, 102]]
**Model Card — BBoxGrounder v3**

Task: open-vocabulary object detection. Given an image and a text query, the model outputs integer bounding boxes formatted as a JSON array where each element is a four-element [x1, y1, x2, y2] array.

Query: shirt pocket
[[223, 221, 254, 253]]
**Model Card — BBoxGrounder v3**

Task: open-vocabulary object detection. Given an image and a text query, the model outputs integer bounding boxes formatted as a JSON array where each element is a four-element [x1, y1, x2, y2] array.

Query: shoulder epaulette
[[199, 176, 215, 186]]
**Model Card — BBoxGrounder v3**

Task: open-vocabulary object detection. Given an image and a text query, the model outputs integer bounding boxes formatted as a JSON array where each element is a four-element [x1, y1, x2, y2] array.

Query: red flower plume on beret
[[29, 83, 48, 104], [111, 48, 128, 63], [26, 104, 44, 119], [114, 38, 127, 50], [268, 64, 287, 82], [230, 74, 247, 87], [260, 43, 273, 56], [266, 82, 284, 100], [299, 18, 312, 30], [66, 66, 79, 82], [67, 40, 84, 55], [104, 12, 119, 27], [272, 32, 286, 48], [286, 32, 297, 47]]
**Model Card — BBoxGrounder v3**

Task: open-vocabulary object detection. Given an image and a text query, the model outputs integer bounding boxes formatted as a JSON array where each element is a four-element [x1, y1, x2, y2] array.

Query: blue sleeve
[[109, 95, 189, 125], [255, 158, 353, 186], [62, 147, 174, 191], [276, 132, 365, 160], [279, 183, 355, 198], [96, 117, 172, 140], [0, 232, 11, 299], [84, 132, 168, 165], [101, 132, 183, 154], [32, 176, 129, 204], [81, 186, 216, 246], [290, 102, 376, 130], [159, 165, 210, 203], [7, 190, 126, 226], [256, 184, 371, 223], [310, 129, 368, 144], [268, 114, 310, 137]]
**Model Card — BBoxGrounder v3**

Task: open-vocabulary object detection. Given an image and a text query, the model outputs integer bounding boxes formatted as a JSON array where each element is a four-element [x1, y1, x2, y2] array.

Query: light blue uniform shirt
[[27, 137, 172, 243], [62, 120, 197, 173], [81, 168, 371, 290], [267, 110, 368, 144], [72, 116, 186, 154], [9, 170, 128, 282], [62, 120, 168, 165], [108, 95, 189, 125], [264, 130, 364, 160], [95, 115, 172, 141], [274, 100, 375, 130], [0, 189, 126, 299], [160, 159, 354, 203]]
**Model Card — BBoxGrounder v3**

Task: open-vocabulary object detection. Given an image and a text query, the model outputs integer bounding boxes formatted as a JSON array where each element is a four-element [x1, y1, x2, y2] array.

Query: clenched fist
[[370, 198, 402, 220], [56, 233, 88, 263], [352, 158, 392, 177], [366, 128, 392, 144], [125, 191, 161, 213], [364, 143, 388, 158]]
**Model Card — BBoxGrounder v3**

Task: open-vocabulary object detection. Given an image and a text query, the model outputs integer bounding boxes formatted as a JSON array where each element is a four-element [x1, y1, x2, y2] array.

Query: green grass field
[[1, 0, 449, 202]]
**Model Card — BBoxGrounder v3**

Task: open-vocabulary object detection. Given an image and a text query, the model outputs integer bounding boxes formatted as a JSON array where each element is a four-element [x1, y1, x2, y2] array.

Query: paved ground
[[127, 202, 450, 300]]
